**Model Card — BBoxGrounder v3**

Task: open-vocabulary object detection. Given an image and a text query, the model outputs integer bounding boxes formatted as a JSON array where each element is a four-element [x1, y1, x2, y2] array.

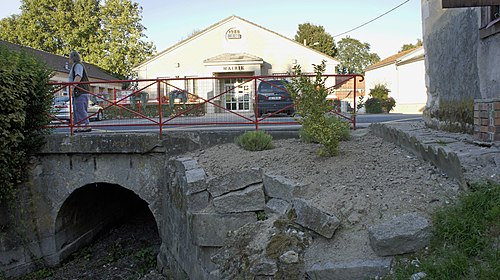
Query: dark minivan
[[255, 79, 294, 117]]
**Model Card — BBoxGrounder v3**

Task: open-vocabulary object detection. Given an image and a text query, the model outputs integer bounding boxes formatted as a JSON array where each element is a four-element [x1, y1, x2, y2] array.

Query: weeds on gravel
[[72, 246, 93, 261], [16, 268, 53, 280], [134, 247, 157, 275], [105, 241, 126, 263], [386, 181, 500, 280], [235, 130, 274, 151]]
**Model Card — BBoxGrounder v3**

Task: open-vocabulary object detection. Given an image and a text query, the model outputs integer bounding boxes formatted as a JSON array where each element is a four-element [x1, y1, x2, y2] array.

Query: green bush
[[299, 114, 351, 155], [287, 61, 351, 156], [102, 103, 205, 120], [364, 84, 396, 113], [235, 130, 274, 151], [0, 45, 53, 203]]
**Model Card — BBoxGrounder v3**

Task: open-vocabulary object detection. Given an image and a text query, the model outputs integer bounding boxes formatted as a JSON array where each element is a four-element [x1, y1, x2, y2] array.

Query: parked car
[[255, 79, 295, 117], [52, 96, 104, 121]]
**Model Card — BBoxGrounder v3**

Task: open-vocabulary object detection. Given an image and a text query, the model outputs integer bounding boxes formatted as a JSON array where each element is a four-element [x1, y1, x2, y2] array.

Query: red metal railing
[[48, 74, 364, 136]]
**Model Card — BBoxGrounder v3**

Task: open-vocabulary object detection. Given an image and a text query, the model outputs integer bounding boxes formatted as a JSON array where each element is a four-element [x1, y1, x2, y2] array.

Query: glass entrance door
[[224, 78, 251, 111]]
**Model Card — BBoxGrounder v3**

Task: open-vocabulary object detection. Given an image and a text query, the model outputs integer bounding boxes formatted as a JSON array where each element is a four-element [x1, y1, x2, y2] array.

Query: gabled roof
[[134, 15, 339, 69], [396, 47, 424, 66], [0, 40, 118, 81], [364, 46, 423, 72]]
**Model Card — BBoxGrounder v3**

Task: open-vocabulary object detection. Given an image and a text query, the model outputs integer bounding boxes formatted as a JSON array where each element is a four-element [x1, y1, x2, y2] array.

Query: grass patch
[[235, 130, 274, 151], [386, 181, 500, 279]]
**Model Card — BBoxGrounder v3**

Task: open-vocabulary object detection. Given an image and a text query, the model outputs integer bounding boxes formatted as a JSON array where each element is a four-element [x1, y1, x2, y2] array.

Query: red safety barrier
[[47, 74, 363, 137]]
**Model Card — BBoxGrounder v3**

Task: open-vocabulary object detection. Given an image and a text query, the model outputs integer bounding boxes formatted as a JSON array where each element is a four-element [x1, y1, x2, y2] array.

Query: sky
[[0, 0, 422, 59]]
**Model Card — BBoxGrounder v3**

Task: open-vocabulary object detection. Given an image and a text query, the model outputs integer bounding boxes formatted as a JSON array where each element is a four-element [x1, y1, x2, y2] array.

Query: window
[[184, 76, 197, 99]]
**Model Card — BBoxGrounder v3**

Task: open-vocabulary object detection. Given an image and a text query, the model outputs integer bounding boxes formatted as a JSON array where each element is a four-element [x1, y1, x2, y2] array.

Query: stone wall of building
[[421, 0, 500, 142]]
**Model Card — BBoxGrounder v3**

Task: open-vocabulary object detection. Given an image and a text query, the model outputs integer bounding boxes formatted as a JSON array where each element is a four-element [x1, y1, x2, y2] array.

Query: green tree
[[0, 15, 22, 44], [93, 0, 155, 79], [400, 38, 423, 52], [335, 37, 380, 75], [0, 0, 155, 79], [294, 23, 336, 57]]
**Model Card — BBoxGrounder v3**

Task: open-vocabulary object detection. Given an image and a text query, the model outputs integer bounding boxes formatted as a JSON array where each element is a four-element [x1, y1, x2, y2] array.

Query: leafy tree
[[335, 37, 380, 75], [0, 15, 22, 44], [0, 0, 155, 79], [400, 38, 423, 52], [294, 23, 336, 57], [93, 0, 154, 79]]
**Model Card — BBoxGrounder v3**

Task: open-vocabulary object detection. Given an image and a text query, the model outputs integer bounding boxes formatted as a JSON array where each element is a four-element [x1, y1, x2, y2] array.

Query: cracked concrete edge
[[369, 123, 467, 188]]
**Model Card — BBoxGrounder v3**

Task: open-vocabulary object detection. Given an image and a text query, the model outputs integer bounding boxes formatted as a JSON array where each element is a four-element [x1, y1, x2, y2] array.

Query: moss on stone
[[266, 233, 300, 259], [427, 98, 474, 133]]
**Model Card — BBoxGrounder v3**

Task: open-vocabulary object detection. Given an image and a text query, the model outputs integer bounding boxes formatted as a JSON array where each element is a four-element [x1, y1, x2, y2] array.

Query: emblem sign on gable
[[226, 28, 242, 40]]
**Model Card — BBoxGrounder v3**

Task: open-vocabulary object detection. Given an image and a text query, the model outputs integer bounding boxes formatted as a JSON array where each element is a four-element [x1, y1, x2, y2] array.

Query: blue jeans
[[73, 94, 89, 126]]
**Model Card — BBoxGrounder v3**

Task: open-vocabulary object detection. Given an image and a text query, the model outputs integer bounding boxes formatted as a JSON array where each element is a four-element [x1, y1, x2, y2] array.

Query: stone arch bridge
[[0, 131, 297, 279]]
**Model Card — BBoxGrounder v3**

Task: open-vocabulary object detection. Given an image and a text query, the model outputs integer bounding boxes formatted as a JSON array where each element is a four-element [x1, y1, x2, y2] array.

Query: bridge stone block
[[306, 258, 392, 280], [183, 168, 207, 195], [175, 157, 200, 174], [187, 191, 210, 212], [263, 173, 300, 202], [368, 213, 431, 256], [190, 211, 257, 247], [265, 198, 291, 216], [213, 184, 266, 214], [292, 198, 340, 239], [207, 168, 262, 197], [175, 157, 207, 195]]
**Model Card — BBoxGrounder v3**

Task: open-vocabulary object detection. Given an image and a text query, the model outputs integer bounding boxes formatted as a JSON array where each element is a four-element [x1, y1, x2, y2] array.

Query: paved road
[[50, 113, 422, 134]]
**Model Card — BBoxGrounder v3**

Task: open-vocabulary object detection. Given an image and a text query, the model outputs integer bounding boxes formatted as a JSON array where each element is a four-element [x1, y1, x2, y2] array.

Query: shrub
[[287, 61, 351, 156], [0, 45, 52, 203], [235, 130, 274, 151], [365, 97, 383, 113], [102, 103, 205, 119], [363, 84, 396, 113]]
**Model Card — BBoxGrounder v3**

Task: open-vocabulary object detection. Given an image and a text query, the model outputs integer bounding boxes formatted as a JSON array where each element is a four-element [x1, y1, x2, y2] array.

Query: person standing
[[68, 50, 91, 132]]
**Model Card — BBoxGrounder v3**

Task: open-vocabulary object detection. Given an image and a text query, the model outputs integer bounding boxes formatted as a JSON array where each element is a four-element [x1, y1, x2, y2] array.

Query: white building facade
[[133, 16, 339, 113], [364, 47, 426, 114]]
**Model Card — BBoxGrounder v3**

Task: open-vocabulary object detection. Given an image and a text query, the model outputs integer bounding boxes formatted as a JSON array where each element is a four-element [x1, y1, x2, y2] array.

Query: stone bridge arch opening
[[54, 182, 160, 263]]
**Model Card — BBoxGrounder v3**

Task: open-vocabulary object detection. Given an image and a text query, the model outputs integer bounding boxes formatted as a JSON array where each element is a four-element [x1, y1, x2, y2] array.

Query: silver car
[[52, 96, 104, 121]]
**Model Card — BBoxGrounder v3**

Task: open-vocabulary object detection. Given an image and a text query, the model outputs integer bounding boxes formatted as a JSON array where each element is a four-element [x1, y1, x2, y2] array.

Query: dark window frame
[[480, 5, 500, 38], [442, 1, 500, 39], [443, 0, 500, 8]]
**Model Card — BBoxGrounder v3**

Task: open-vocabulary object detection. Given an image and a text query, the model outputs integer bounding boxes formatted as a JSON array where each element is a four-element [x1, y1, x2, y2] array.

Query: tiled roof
[[0, 40, 117, 81], [364, 47, 418, 72]]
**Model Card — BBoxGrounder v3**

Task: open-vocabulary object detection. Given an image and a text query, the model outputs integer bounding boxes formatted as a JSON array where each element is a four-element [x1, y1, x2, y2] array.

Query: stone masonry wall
[[422, 1, 500, 134]]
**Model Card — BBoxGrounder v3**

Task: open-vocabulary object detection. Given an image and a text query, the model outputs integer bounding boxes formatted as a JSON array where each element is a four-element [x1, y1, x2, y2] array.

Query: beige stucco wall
[[364, 49, 426, 114], [134, 16, 339, 102], [394, 59, 426, 113]]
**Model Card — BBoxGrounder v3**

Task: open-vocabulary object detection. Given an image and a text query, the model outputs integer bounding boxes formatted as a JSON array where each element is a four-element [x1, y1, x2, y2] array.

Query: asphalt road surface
[[49, 113, 422, 134]]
